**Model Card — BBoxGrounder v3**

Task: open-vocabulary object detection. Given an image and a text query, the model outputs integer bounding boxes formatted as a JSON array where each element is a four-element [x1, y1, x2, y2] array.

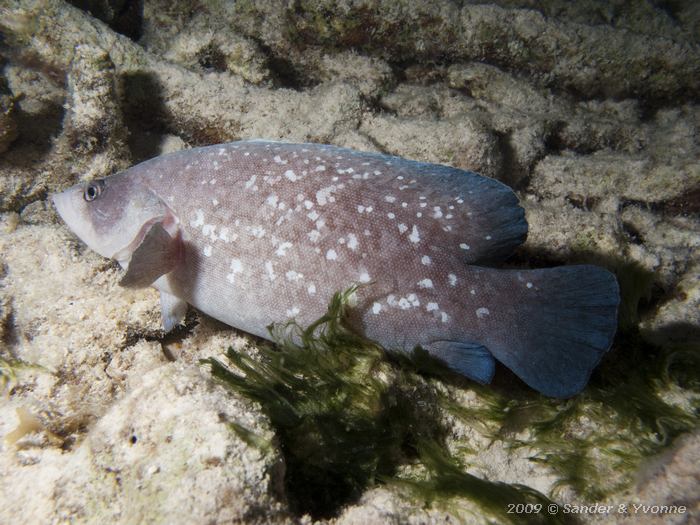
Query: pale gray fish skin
[[52, 140, 619, 398]]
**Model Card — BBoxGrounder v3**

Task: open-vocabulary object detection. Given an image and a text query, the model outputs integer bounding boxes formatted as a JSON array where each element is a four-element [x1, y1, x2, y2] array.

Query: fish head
[[52, 171, 171, 262]]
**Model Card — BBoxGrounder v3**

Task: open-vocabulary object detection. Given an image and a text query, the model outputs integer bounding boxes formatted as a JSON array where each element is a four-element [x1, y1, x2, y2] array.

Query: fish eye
[[83, 180, 104, 202]]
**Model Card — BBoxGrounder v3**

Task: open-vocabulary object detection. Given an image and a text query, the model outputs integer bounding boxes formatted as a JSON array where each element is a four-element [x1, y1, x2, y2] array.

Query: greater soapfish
[[52, 141, 619, 397]]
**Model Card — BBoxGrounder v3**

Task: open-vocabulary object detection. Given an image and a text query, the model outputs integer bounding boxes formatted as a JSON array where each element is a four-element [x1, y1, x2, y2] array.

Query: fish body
[[53, 140, 619, 397]]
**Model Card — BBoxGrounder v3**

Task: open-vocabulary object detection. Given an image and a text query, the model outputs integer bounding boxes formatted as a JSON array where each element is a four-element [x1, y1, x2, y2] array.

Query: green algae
[[204, 287, 560, 521], [0, 356, 19, 392], [0, 355, 47, 393], [205, 277, 698, 520]]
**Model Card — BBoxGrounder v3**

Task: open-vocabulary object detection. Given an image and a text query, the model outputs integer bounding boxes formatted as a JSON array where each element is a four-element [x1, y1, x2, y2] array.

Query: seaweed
[[203, 273, 698, 519], [0, 355, 48, 393], [0, 355, 19, 392], [204, 286, 563, 522]]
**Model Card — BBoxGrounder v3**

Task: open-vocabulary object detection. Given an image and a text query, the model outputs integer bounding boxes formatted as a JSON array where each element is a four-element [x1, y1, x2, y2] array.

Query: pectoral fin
[[422, 340, 495, 384], [160, 291, 187, 332], [119, 221, 181, 288]]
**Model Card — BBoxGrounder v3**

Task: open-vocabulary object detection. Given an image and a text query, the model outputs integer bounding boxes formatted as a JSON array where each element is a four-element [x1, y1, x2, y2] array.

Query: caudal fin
[[486, 265, 619, 398]]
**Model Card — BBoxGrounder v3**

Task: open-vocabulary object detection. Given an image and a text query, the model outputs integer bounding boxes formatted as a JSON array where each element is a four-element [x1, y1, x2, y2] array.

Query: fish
[[52, 140, 619, 398]]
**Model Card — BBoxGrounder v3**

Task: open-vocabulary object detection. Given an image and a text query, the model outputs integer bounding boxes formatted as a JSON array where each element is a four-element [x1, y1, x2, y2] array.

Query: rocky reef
[[0, 1, 698, 523]]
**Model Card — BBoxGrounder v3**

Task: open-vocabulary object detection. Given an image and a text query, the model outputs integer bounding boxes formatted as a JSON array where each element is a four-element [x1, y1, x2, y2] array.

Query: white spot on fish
[[226, 259, 243, 283], [326, 249, 338, 260], [402, 202, 408, 207], [372, 302, 382, 314], [476, 307, 490, 319], [307, 210, 319, 221], [203, 246, 212, 257], [264, 261, 276, 281], [308, 230, 321, 242], [408, 225, 420, 243], [418, 279, 433, 289], [441, 312, 450, 323], [398, 298, 412, 309], [421, 256, 431, 265], [212, 199, 219, 206], [398, 223, 408, 234], [304, 200, 314, 209], [276, 241, 293, 256], [307, 283, 317, 295], [316, 186, 337, 206], [266, 194, 279, 207], [357, 205, 365, 213], [249, 226, 266, 238], [384, 195, 396, 203], [284, 170, 298, 181], [526, 282, 533, 288], [460, 243, 470, 250], [202, 224, 216, 238], [347, 233, 359, 251], [245, 175, 257, 189], [286, 307, 300, 317], [432, 207, 443, 219], [387, 212, 395, 219], [485, 235, 492, 240], [219, 227, 230, 242], [406, 293, 420, 307], [448, 273, 458, 286], [285, 270, 304, 282], [273, 155, 287, 164], [416, 212, 422, 218], [315, 165, 326, 172], [359, 271, 370, 283], [426, 302, 438, 312], [190, 209, 205, 228]]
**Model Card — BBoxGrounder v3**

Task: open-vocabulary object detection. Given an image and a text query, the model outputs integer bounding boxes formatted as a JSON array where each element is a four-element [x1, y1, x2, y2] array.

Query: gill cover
[[52, 170, 180, 266]]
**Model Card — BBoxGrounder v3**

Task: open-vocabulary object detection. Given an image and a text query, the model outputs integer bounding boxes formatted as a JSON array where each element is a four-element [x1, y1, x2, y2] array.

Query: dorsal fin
[[413, 162, 527, 264]]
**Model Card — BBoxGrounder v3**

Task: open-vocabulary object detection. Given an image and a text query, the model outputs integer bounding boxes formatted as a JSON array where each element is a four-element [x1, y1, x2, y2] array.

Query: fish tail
[[483, 265, 619, 397]]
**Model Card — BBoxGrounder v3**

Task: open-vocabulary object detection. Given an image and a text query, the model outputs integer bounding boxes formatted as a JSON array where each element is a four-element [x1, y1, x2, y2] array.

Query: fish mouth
[[51, 189, 74, 227], [51, 188, 112, 258]]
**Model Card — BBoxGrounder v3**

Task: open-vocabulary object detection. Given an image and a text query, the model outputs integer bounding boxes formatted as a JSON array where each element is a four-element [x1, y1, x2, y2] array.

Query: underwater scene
[[0, 1, 698, 523]]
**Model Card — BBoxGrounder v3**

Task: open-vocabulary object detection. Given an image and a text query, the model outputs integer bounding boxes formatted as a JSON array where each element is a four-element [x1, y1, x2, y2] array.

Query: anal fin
[[422, 340, 495, 384], [160, 291, 187, 332]]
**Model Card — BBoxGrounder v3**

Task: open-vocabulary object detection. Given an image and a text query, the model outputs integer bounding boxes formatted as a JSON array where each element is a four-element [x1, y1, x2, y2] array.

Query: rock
[[0, 92, 18, 154], [360, 113, 502, 179], [56, 44, 131, 181], [52, 363, 287, 524]]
